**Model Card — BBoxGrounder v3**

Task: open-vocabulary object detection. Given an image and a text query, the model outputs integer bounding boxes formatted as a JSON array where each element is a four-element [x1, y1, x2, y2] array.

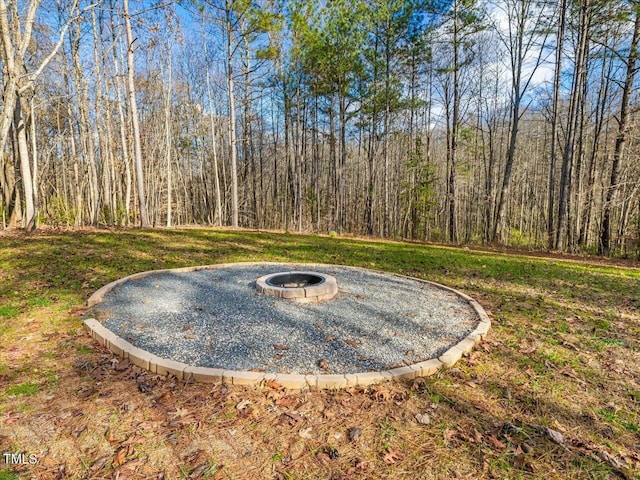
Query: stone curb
[[84, 262, 492, 389]]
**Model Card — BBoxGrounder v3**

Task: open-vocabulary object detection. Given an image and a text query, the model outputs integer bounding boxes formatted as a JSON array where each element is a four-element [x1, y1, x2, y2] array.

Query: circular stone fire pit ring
[[256, 271, 338, 302], [83, 262, 491, 389]]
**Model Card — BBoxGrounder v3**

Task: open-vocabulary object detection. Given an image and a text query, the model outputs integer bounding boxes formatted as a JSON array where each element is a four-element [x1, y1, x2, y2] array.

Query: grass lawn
[[0, 228, 639, 479]]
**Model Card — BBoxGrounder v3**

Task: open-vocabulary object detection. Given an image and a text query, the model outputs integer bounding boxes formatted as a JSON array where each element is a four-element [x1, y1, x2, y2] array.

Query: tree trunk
[[557, 0, 590, 250], [226, 1, 239, 228], [599, 4, 640, 255], [449, 0, 460, 243], [123, 0, 149, 228], [13, 96, 35, 229], [165, 44, 173, 227], [547, 0, 566, 249]]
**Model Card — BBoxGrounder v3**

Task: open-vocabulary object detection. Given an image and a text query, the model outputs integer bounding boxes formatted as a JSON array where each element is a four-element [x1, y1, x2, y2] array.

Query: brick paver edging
[[84, 262, 491, 389]]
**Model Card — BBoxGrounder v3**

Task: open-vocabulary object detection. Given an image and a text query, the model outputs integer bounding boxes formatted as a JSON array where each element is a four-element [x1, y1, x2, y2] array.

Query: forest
[[1, 0, 639, 256]]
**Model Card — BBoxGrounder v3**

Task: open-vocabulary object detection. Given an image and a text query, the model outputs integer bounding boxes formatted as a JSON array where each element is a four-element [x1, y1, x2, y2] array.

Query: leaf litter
[[2, 230, 640, 479]]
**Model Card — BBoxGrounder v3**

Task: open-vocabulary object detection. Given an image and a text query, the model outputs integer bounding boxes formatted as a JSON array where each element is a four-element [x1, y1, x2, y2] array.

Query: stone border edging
[[84, 262, 491, 389]]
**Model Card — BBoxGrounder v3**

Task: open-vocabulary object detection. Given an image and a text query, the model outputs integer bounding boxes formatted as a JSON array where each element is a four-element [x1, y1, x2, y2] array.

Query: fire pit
[[256, 271, 338, 302]]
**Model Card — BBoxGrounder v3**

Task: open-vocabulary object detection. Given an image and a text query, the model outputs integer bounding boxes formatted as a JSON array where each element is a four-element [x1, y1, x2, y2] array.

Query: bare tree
[[123, 0, 150, 228], [492, 0, 551, 243], [0, 0, 82, 229], [600, 1, 640, 254], [547, 0, 566, 249]]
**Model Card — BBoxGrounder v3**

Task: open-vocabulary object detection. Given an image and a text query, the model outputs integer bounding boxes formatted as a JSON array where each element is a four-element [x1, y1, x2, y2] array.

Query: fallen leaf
[[274, 344, 289, 351], [415, 413, 430, 425], [561, 340, 579, 351], [113, 446, 129, 467], [348, 427, 362, 442], [383, 449, 403, 465], [559, 367, 586, 385], [519, 345, 537, 354], [123, 433, 148, 446], [172, 407, 190, 418], [316, 452, 331, 465], [90, 368, 108, 381], [597, 450, 628, 470], [325, 335, 335, 342], [543, 426, 564, 445], [276, 413, 303, 426], [265, 379, 282, 390], [119, 458, 143, 471], [318, 359, 329, 370], [54, 465, 66, 480], [345, 386, 364, 395], [90, 455, 110, 472], [71, 425, 86, 438], [323, 409, 336, 420], [353, 457, 367, 470], [69, 307, 88, 317], [326, 447, 340, 459], [345, 339, 360, 347], [314, 322, 324, 328], [275, 396, 297, 408], [288, 412, 305, 423], [166, 433, 179, 445], [298, 427, 313, 439], [411, 377, 426, 391], [190, 463, 212, 478], [138, 380, 152, 393], [236, 399, 251, 410], [106, 428, 118, 444], [114, 359, 130, 371], [154, 391, 172, 403], [487, 435, 506, 450], [372, 386, 391, 401]]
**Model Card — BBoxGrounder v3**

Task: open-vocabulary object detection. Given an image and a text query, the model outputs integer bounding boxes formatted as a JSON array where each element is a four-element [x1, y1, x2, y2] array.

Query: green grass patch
[[599, 337, 625, 347], [45, 374, 59, 387], [0, 305, 19, 318], [5, 383, 40, 397], [0, 470, 19, 480], [27, 296, 52, 307]]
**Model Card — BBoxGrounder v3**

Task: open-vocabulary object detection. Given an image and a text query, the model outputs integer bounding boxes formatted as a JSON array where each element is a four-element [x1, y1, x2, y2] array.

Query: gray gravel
[[90, 264, 479, 375]]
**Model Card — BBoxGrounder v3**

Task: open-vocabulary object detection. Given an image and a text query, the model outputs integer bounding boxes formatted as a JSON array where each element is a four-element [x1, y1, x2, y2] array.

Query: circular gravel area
[[88, 263, 481, 375]]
